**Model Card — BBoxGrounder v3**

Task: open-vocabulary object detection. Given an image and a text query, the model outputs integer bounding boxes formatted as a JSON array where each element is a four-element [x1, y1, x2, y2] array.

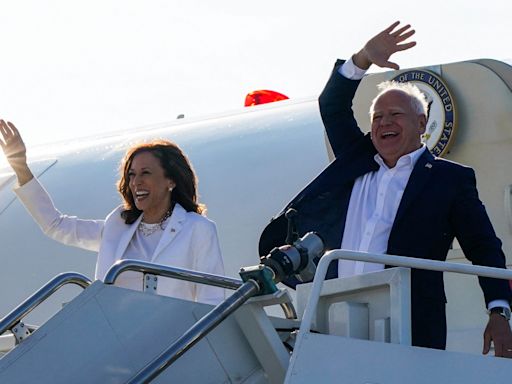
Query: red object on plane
[[244, 90, 289, 107]]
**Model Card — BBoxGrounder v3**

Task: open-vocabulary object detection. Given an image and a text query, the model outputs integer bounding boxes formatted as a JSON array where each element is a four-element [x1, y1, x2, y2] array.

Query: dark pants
[[411, 297, 447, 350]]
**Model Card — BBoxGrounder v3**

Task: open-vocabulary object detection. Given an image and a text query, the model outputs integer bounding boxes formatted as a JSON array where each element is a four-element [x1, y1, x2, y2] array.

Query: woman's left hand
[[0, 119, 34, 185]]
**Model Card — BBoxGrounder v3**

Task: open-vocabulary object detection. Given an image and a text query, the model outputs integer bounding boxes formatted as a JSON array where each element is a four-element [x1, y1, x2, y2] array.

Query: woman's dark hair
[[117, 140, 205, 224]]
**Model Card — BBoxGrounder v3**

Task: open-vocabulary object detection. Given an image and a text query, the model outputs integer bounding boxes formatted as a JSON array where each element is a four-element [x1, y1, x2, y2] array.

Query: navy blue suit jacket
[[259, 60, 511, 348]]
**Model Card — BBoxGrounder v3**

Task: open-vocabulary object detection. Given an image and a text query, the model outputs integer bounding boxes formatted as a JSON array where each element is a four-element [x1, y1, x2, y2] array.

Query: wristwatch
[[488, 306, 511, 321]]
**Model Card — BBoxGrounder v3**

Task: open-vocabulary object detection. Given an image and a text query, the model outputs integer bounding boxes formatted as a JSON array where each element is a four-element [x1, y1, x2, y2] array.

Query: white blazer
[[14, 178, 226, 305]]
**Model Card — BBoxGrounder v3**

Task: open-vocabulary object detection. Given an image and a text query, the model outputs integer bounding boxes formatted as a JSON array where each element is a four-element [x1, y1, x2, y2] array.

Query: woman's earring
[[169, 186, 174, 192]]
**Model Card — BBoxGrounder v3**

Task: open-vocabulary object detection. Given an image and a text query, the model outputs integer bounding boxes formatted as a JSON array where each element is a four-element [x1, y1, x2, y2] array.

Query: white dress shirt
[[339, 146, 425, 277]]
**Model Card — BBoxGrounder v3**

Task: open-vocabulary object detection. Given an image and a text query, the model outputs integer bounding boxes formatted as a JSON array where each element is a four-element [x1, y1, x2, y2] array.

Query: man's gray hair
[[369, 80, 429, 117]]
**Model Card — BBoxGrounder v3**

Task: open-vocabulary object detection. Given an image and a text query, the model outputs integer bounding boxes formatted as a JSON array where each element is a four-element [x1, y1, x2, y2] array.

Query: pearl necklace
[[138, 208, 173, 237]]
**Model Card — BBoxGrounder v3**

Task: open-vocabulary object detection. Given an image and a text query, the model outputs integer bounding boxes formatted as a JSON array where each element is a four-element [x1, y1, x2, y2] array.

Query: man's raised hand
[[353, 21, 416, 70]]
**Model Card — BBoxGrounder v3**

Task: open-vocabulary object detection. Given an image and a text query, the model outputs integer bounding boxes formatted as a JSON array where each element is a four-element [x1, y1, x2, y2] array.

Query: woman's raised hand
[[0, 120, 33, 185]]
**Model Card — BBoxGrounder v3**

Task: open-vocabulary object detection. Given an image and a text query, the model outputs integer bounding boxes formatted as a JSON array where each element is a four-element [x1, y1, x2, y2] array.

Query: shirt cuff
[[488, 300, 511, 310], [338, 57, 367, 80]]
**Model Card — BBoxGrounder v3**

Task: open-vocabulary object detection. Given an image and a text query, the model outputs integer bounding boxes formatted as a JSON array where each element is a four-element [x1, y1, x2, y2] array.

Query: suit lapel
[[393, 150, 435, 226], [114, 214, 143, 261], [151, 203, 186, 261], [306, 149, 378, 198], [293, 135, 378, 206], [333, 136, 379, 185]]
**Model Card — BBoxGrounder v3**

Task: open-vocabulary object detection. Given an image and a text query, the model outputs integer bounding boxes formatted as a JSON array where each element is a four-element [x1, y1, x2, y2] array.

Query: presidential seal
[[391, 70, 456, 157]]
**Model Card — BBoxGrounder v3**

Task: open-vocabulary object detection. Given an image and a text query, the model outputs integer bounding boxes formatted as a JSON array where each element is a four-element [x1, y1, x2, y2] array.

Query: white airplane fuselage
[[0, 58, 511, 355], [0, 97, 330, 323]]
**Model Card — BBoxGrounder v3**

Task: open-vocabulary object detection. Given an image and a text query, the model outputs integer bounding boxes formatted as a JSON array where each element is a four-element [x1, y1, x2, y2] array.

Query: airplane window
[[0, 159, 57, 215]]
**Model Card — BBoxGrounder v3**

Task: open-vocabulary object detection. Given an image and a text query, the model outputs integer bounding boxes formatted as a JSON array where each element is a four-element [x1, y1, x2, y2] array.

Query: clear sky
[[0, 0, 510, 150]]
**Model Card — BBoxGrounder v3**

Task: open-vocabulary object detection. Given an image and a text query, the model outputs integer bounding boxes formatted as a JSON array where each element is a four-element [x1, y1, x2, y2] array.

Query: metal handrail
[[109, 260, 298, 382], [283, 249, 512, 383], [104, 259, 243, 290], [0, 272, 92, 337], [298, 249, 512, 338], [127, 279, 261, 384], [104, 259, 297, 319]]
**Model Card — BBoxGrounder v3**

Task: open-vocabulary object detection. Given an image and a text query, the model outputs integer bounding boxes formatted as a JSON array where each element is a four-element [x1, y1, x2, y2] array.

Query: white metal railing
[[0, 272, 92, 346], [0, 272, 92, 336], [104, 259, 297, 320], [298, 249, 512, 338], [104, 259, 243, 290]]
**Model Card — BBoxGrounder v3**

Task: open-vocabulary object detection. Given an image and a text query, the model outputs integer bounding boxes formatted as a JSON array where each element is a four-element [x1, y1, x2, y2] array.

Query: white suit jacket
[[14, 178, 226, 305]]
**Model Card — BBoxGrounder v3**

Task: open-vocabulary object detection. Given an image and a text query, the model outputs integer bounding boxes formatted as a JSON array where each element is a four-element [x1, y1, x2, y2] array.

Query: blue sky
[[0, 0, 510, 151]]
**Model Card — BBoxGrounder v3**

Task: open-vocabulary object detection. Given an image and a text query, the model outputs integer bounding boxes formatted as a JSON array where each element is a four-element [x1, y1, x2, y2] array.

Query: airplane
[[0, 57, 511, 382]]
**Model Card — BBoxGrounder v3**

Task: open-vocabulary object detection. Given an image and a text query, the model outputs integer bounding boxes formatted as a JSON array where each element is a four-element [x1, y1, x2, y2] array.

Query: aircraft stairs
[[0, 260, 296, 383], [1, 252, 512, 383]]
